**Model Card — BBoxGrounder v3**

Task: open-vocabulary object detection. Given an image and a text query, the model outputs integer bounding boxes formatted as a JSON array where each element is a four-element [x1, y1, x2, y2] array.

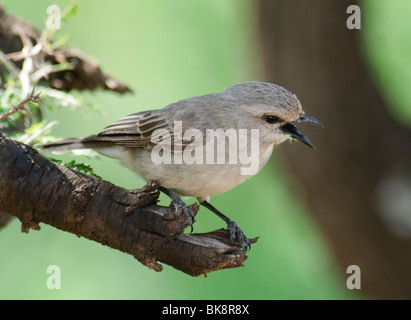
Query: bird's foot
[[170, 198, 195, 231], [159, 186, 195, 232], [226, 219, 251, 251]]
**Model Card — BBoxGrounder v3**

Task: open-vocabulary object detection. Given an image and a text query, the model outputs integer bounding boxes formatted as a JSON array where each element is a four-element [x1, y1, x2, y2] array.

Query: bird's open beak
[[280, 113, 322, 149]]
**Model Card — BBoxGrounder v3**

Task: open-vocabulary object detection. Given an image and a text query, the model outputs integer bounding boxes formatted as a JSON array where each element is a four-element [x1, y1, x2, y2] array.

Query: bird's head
[[225, 81, 322, 148]]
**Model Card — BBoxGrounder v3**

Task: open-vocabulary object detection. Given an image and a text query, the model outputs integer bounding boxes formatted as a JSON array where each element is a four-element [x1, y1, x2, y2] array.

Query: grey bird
[[43, 81, 322, 250]]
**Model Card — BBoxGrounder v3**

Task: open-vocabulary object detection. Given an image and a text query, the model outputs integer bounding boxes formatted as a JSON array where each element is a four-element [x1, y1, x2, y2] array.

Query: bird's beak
[[294, 113, 323, 127], [280, 113, 322, 149]]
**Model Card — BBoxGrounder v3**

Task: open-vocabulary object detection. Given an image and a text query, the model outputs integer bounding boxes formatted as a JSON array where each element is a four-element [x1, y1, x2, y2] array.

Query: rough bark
[[258, 0, 411, 299], [0, 135, 253, 276]]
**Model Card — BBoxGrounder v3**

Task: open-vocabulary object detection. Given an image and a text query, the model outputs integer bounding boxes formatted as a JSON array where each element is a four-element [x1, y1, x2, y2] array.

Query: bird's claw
[[169, 198, 195, 232], [159, 186, 195, 232], [227, 219, 251, 251]]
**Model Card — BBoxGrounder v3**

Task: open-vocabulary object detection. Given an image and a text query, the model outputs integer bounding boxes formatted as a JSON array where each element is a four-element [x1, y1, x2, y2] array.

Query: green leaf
[[61, 0, 79, 23], [48, 158, 102, 179], [64, 161, 102, 179]]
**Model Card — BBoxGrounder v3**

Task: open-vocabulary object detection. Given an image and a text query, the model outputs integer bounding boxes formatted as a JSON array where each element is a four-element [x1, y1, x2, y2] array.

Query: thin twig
[[0, 87, 41, 122], [0, 51, 20, 79], [31, 62, 74, 83]]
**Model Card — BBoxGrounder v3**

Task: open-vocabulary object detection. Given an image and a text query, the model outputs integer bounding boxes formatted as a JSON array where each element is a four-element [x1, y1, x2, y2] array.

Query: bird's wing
[[98, 110, 202, 152]]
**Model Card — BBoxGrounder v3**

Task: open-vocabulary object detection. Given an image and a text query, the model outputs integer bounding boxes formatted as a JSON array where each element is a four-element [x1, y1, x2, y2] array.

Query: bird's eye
[[263, 114, 281, 124]]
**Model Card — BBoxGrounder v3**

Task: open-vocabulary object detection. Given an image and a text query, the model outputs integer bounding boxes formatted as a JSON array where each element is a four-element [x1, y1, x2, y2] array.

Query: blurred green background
[[1, 0, 406, 299]]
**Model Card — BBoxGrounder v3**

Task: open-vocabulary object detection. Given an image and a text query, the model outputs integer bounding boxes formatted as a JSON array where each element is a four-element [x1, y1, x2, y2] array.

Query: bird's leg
[[159, 186, 194, 232], [201, 201, 251, 251]]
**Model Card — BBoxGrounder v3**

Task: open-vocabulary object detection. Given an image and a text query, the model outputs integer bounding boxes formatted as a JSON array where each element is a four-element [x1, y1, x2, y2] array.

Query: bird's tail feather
[[42, 135, 115, 153]]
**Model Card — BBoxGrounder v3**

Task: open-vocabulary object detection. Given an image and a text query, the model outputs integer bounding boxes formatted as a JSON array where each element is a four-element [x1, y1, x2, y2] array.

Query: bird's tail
[[42, 135, 115, 153]]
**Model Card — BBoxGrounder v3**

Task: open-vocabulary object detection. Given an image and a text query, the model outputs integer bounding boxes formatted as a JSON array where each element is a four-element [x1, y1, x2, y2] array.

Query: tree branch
[[0, 135, 253, 276], [0, 87, 40, 122], [0, 5, 132, 94]]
